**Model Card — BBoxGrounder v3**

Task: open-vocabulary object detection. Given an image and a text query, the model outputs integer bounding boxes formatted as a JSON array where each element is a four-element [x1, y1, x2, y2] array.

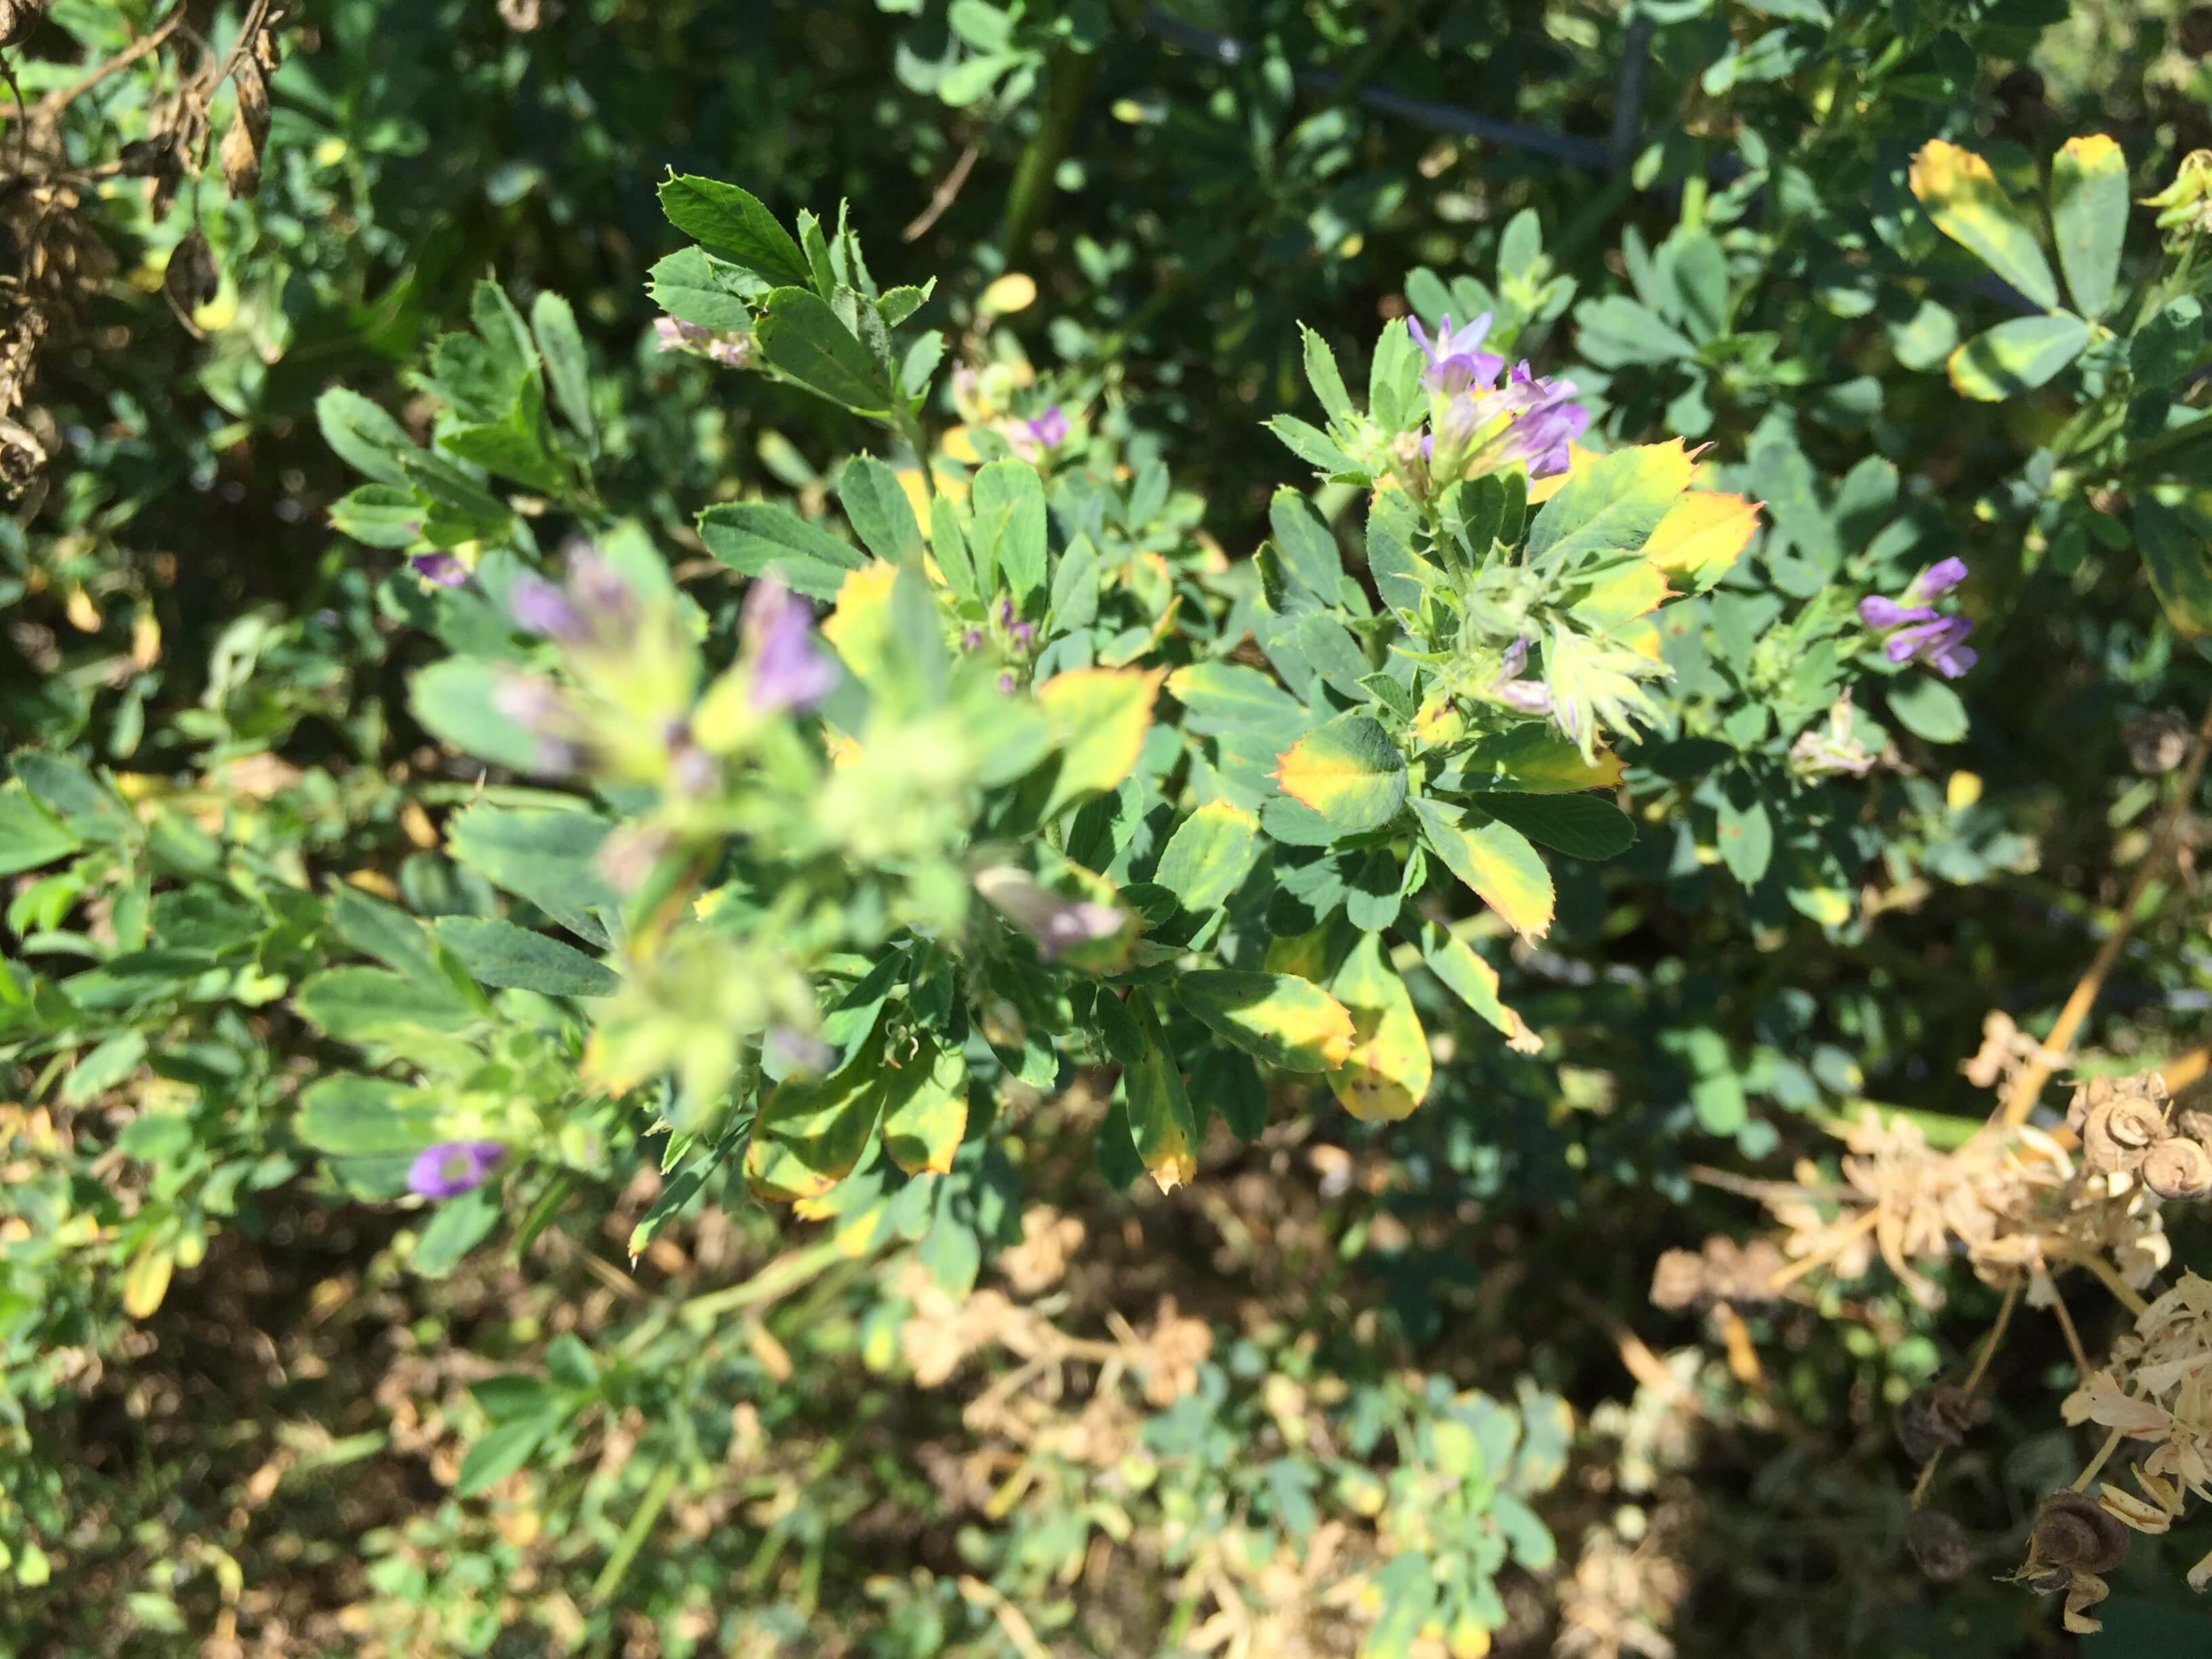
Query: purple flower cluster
[[407, 1139, 506, 1199], [1409, 312, 1589, 480], [1858, 558, 1975, 679], [741, 577, 837, 715], [1488, 637, 1554, 716], [409, 552, 470, 588]]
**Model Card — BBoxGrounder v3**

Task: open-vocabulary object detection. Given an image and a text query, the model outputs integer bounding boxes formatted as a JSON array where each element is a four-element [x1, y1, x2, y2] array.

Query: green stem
[[590, 1458, 680, 1604], [999, 44, 1093, 256]]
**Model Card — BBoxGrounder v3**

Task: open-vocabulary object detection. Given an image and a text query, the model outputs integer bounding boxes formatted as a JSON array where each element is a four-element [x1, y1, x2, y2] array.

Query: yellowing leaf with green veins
[[880, 1038, 968, 1176], [1272, 713, 1407, 833], [1325, 932, 1430, 1123], [1174, 969, 1355, 1072], [820, 562, 900, 687], [1125, 993, 1199, 1193], [1525, 440, 1698, 569], [1444, 726, 1624, 793], [1036, 666, 1164, 819], [2052, 134, 2128, 319], [745, 1049, 886, 1202], [1908, 140, 2059, 311], [1643, 491, 1761, 590], [1418, 922, 1541, 1053], [1412, 797, 1555, 937], [1153, 801, 1263, 911]]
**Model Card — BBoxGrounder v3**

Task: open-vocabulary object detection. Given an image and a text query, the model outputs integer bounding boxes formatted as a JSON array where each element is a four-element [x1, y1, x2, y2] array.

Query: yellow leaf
[[1271, 713, 1408, 832], [1327, 933, 1431, 1123], [1175, 969, 1355, 1072], [1644, 491, 1761, 589], [1036, 666, 1164, 819], [1947, 770, 1983, 811], [123, 1242, 176, 1319], [1573, 559, 1671, 629], [1127, 994, 1199, 1193], [979, 272, 1038, 316], [1524, 443, 1600, 504], [1908, 140, 2059, 311], [819, 562, 901, 686], [1413, 798, 1555, 939], [881, 1039, 969, 1176]]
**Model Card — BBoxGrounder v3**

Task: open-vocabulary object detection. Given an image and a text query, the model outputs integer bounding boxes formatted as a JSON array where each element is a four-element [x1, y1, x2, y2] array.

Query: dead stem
[[1912, 1280, 2022, 1507], [1766, 1205, 1883, 1293], [2066, 1250, 2152, 1319], [2072, 1426, 2126, 1494], [2001, 695, 2212, 1128], [2049, 1282, 2094, 1381]]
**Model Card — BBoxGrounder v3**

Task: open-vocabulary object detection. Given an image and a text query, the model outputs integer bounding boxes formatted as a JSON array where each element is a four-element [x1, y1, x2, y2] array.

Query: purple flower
[[510, 575, 586, 641], [655, 316, 712, 352], [1488, 637, 1554, 715], [1860, 560, 1976, 678], [491, 672, 583, 773], [1408, 312, 1505, 394], [961, 628, 985, 652], [764, 1025, 835, 1076], [409, 552, 469, 588], [742, 578, 837, 714], [1885, 615, 1978, 678], [407, 1140, 506, 1200], [1008, 620, 1036, 651], [655, 315, 752, 368], [1421, 351, 1590, 485], [1026, 406, 1069, 450]]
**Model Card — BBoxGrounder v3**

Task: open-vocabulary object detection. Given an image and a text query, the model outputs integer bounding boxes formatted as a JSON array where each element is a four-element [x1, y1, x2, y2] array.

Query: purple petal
[[1859, 596, 1935, 630], [1027, 406, 1069, 449], [1905, 557, 1968, 604], [409, 552, 469, 588], [407, 1140, 506, 1200], [511, 575, 584, 640], [743, 578, 838, 714]]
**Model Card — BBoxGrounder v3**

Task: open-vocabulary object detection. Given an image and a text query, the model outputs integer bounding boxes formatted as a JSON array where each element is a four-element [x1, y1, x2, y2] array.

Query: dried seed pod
[[2033, 1490, 2131, 1576], [220, 56, 272, 199], [1897, 1383, 1984, 1464], [2179, 1109, 2212, 1147], [2125, 711, 2193, 774], [1906, 1507, 1973, 1582], [2082, 1097, 2167, 1174], [2144, 1134, 2212, 1201], [2067, 1075, 2115, 1134], [163, 231, 219, 317]]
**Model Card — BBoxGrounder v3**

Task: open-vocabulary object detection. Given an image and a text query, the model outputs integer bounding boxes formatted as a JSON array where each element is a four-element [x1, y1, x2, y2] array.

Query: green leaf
[[1946, 312, 2089, 401], [971, 459, 1049, 611], [745, 1048, 886, 1202], [1573, 295, 1699, 367], [2134, 298, 2207, 390], [1908, 140, 2059, 311], [62, 1030, 148, 1107], [413, 1183, 501, 1278], [1476, 792, 1635, 859], [657, 176, 811, 289], [1417, 922, 1534, 1048], [1153, 800, 1264, 911], [409, 659, 560, 776], [2135, 498, 2212, 636], [838, 455, 924, 565], [1362, 1552, 1438, 1659], [647, 246, 757, 330], [1165, 662, 1307, 737], [0, 787, 79, 877], [531, 291, 596, 451], [1887, 675, 1971, 743], [294, 1073, 449, 1155], [754, 287, 894, 416], [445, 804, 619, 948], [697, 501, 867, 601], [1189, 1046, 1269, 1140], [1412, 798, 1555, 937], [1299, 323, 1355, 422], [327, 887, 447, 984], [1526, 441, 1696, 569], [296, 968, 480, 1041], [316, 386, 416, 485], [329, 484, 426, 548], [1174, 970, 1355, 1073], [1714, 794, 1774, 886], [432, 917, 620, 997], [454, 1415, 556, 1498], [1268, 488, 1344, 599], [1271, 714, 1406, 834], [880, 1037, 968, 1176], [1124, 992, 1199, 1192], [2051, 134, 2128, 319], [1266, 415, 1359, 476]]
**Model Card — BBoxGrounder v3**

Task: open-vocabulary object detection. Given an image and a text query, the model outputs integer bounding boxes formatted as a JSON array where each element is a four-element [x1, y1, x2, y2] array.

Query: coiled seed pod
[[1906, 1507, 1973, 1582], [2082, 1097, 2167, 1174], [2177, 1108, 2212, 1147], [2144, 1134, 2212, 1201], [1896, 1383, 1983, 1465], [2032, 1490, 2131, 1576]]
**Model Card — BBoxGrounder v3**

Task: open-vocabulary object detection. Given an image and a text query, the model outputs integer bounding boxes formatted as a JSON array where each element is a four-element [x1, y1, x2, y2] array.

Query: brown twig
[[903, 140, 980, 241], [1999, 696, 2212, 1128], [1911, 1278, 2021, 1507], [23, 3, 187, 121]]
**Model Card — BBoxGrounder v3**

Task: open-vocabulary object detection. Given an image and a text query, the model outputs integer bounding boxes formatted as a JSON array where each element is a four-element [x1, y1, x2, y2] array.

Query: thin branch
[[903, 140, 980, 241]]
